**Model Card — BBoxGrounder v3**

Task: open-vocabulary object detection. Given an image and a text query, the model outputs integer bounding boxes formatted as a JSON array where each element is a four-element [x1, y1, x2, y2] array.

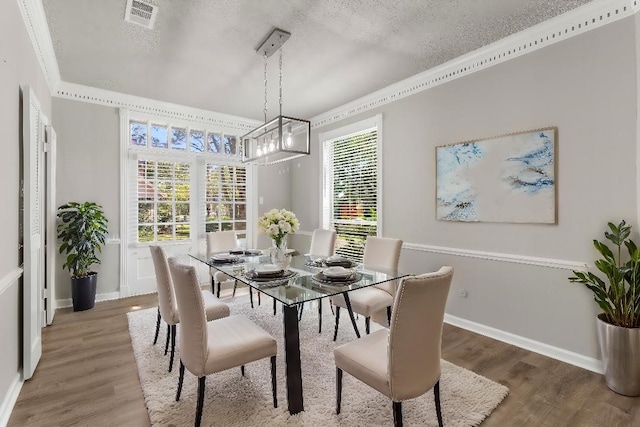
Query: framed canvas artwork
[[436, 127, 557, 223]]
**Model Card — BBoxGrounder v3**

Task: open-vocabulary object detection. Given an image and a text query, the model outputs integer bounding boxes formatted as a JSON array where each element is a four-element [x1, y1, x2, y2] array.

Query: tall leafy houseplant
[[568, 220, 640, 396], [57, 202, 109, 311]]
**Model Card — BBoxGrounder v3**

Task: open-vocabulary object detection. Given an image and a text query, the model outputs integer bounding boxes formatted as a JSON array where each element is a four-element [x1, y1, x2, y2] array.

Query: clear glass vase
[[270, 237, 291, 270]]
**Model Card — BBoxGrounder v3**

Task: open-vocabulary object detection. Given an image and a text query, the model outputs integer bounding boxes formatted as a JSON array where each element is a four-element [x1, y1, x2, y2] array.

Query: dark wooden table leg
[[342, 293, 361, 339], [283, 305, 304, 414]]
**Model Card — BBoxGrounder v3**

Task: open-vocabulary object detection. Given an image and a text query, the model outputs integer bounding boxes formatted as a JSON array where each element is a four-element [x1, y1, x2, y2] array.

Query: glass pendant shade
[[242, 115, 310, 165]]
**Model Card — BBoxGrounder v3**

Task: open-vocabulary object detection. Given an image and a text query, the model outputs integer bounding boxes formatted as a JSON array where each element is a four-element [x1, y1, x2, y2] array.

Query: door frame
[[45, 124, 57, 325], [21, 85, 45, 380]]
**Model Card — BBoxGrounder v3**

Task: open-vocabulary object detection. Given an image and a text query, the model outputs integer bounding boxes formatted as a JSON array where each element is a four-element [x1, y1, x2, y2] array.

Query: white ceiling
[[42, 0, 593, 121]]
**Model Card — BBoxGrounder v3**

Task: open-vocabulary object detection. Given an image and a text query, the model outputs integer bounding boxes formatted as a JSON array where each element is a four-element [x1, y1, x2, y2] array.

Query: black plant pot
[[71, 273, 97, 311]]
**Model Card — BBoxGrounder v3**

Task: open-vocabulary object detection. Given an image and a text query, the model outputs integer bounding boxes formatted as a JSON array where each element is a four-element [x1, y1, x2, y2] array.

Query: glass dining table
[[190, 252, 408, 415]]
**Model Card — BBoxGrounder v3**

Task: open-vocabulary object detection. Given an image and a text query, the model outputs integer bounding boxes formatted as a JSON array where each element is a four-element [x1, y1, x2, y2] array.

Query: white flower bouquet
[[258, 208, 300, 248]]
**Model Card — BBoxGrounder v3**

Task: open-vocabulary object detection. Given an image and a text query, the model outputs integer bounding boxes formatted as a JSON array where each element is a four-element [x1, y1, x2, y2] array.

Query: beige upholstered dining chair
[[168, 258, 278, 427], [307, 228, 337, 258], [334, 266, 454, 427], [206, 230, 261, 307], [298, 228, 338, 329], [331, 236, 403, 340], [150, 245, 230, 372], [206, 230, 237, 297]]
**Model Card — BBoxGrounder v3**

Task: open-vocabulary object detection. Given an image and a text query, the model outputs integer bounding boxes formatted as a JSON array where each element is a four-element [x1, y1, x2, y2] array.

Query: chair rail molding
[[311, 0, 638, 128], [444, 313, 603, 374], [0, 268, 24, 296], [403, 242, 588, 271]]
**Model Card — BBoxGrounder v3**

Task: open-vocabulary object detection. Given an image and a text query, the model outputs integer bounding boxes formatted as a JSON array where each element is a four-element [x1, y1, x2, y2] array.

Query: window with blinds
[[204, 164, 247, 238], [323, 126, 379, 261], [136, 159, 191, 242], [128, 116, 251, 251]]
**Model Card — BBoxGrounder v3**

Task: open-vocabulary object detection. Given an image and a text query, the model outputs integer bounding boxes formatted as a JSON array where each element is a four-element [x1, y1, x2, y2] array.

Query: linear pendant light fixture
[[241, 28, 311, 165]]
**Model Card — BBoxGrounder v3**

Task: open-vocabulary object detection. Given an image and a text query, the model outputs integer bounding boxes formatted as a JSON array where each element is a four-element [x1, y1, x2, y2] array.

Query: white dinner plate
[[212, 254, 236, 261], [255, 264, 284, 276]]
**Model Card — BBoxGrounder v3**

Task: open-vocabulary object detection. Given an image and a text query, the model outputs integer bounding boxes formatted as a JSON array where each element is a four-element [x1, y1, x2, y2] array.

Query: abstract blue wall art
[[436, 127, 557, 223]]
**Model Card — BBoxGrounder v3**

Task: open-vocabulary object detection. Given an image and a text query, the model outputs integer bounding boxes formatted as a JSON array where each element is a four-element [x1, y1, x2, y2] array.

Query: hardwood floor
[[8, 291, 640, 426]]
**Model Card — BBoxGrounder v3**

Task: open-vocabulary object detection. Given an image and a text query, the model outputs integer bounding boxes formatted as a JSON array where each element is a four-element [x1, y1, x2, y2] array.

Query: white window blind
[[132, 158, 192, 243], [202, 163, 247, 238], [323, 127, 379, 261]]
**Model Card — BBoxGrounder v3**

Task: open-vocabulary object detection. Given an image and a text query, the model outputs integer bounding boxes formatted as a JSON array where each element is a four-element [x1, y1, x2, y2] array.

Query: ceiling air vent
[[124, 0, 158, 29]]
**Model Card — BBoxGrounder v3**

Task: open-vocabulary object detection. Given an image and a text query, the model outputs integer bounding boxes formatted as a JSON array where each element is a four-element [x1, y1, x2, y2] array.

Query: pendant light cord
[[279, 46, 283, 117], [263, 51, 268, 123]]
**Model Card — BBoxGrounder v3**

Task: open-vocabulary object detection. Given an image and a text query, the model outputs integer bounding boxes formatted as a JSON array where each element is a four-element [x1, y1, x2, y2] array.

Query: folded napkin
[[323, 266, 353, 278], [211, 254, 238, 262], [325, 256, 353, 267]]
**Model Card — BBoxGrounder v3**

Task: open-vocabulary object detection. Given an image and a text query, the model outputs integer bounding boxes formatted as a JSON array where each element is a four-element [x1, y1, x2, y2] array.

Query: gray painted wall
[[51, 11, 625, 360], [52, 99, 121, 300], [51, 99, 294, 297], [7, 15, 634, 421], [256, 163, 293, 249], [0, 0, 52, 414], [291, 16, 638, 359]]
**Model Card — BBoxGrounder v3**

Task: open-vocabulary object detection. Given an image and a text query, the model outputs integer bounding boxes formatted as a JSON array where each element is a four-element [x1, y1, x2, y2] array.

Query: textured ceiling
[[42, 0, 593, 121]]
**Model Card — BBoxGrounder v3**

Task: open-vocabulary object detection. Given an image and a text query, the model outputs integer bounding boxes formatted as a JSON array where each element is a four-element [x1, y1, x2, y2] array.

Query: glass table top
[[191, 252, 408, 307]]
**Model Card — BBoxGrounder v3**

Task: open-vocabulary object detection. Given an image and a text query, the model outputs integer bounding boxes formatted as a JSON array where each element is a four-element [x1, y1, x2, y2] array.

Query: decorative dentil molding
[[56, 81, 261, 133], [310, 0, 639, 128], [17, 0, 640, 130], [16, 0, 61, 94]]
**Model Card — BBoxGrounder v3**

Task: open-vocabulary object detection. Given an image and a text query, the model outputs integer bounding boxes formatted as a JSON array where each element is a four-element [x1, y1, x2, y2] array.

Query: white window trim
[[119, 108, 257, 297], [318, 113, 383, 238]]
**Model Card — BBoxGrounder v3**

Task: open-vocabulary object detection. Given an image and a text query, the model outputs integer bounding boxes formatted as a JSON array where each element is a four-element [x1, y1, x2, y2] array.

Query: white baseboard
[[444, 313, 603, 374], [56, 291, 122, 309], [0, 373, 23, 427]]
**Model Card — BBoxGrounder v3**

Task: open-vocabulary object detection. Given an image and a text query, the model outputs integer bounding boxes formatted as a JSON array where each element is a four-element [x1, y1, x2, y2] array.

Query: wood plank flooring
[[8, 291, 640, 426]]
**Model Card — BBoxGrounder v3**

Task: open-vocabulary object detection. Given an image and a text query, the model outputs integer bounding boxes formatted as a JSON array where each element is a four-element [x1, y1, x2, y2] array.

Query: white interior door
[[22, 85, 45, 380], [45, 125, 57, 325]]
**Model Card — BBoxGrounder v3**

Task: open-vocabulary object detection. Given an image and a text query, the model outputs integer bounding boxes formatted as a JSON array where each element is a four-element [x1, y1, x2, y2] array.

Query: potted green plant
[[57, 201, 109, 311], [569, 220, 640, 396]]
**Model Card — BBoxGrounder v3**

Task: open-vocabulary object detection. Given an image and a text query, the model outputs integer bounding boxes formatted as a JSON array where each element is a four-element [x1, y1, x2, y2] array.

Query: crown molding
[[311, 0, 638, 128], [16, 0, 61, 94], [55, 82, 261, 133], [19, 0, 638, 131]]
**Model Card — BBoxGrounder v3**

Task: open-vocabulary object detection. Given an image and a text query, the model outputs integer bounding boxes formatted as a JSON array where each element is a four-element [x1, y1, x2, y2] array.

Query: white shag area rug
[[127, 295, 508, 426]]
